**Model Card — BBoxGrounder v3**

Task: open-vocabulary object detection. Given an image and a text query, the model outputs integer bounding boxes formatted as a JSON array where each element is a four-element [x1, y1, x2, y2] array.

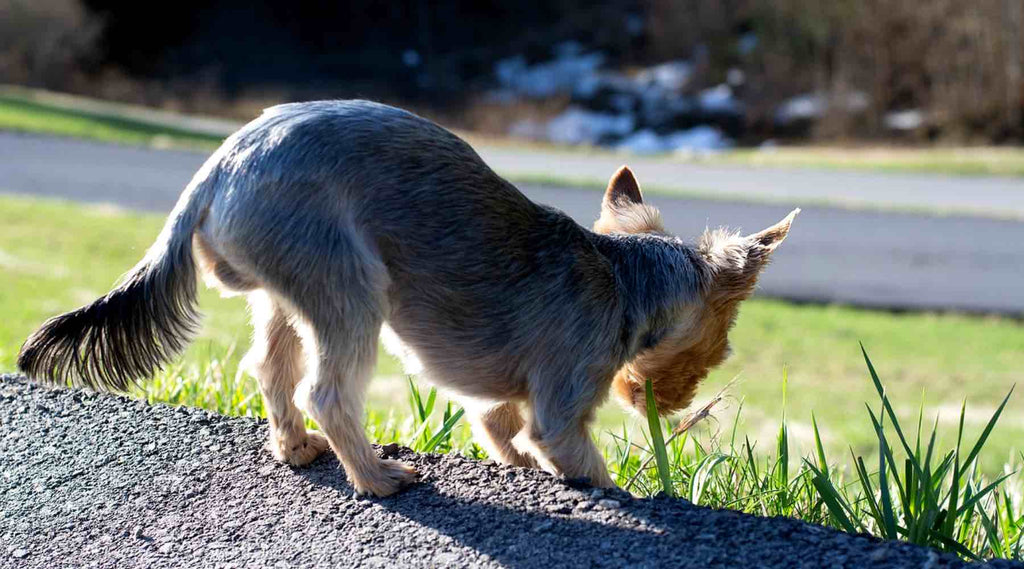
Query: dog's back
[[202, 100, 624, 398]]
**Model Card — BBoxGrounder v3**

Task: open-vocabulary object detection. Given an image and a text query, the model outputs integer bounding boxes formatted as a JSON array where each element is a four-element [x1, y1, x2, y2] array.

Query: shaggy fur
[[17, 100, 797, 496]]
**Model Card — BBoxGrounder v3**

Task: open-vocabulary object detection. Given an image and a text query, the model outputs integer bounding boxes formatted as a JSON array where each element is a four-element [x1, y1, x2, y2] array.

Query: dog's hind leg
[[465, 401, 538, 469], [276, 225, 417, 497], [293, 296, 417, 496], [245, 290, 329, 466]]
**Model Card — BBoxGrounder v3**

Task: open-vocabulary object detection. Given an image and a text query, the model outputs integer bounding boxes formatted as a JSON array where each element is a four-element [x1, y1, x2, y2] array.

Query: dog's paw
[[271, 430, 330, 467], [352, 459, 418, 497]]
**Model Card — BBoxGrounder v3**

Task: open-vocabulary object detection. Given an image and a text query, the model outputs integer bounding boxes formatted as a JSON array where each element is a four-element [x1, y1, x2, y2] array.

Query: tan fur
[[608, 196, 800, 415], [287, 266, 418, 497], [465, 401, 538, 469], [194, 233, 259, 295], [611, 299, 738, 415], [244, 290, 329, 465], [234, 162, 793, 492]]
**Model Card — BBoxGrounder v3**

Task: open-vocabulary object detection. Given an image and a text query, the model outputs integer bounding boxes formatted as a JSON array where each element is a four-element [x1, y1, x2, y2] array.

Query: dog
[[18, 100, 797, 496]]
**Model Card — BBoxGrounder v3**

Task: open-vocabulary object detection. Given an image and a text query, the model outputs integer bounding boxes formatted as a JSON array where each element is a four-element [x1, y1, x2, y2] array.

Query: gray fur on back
[[196, 101, 709, 417]]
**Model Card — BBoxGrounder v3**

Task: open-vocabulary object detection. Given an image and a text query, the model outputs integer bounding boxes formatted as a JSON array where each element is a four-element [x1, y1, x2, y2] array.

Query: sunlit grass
[[715, 146, 1024, 178], [0, 94, 222, 150]]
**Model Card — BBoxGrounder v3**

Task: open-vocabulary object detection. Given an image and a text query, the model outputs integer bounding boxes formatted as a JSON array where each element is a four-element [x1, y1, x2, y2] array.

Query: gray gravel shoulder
[[0, 374, 1018, 569]]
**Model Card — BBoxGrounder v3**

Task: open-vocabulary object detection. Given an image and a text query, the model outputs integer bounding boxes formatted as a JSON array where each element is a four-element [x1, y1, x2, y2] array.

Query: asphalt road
[[3, 374, 1018, 568], [2, 132, 1023, 314], [478, 146, 1024, 219]]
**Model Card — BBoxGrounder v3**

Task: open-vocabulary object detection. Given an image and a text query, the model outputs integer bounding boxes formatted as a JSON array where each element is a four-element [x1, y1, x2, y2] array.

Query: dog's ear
[[700, 208, 799, 301], [594, 166, 664, 234], [748, 208, 800, 254], [604, 165, 644, 208], [738, 208, 800, 276]]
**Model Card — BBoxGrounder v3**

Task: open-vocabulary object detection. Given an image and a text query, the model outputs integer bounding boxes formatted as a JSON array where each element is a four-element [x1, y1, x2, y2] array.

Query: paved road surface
[[3, 375, 1017, 568], [2, 132, 1023, 314], [478, 146, 1024, 219]]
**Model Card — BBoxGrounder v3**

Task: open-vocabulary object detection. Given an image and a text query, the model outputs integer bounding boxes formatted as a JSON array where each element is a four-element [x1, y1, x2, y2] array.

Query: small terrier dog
[[18, 100, 797, 496]]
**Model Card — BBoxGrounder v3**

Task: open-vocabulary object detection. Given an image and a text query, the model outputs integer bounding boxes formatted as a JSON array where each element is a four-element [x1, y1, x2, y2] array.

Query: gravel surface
[[2, 374, 1020, 568], [2, 132, 1023, 314]]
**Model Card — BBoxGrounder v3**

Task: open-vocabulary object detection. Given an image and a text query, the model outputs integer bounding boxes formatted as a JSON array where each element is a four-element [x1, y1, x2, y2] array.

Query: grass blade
[[861, 344, 918, 464], [811, 412, 829, 477], [644, 378, 675, 497], [805, 459, 861, 534], [422, 407, 465, 453], [874, 408, 900, 540], [961, 387, 1015, 471]]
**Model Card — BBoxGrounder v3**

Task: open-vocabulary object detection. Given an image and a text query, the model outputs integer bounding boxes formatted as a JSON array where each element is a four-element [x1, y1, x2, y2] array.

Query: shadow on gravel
[[296, 452, 661, 568], [375, 493, 654, 567]]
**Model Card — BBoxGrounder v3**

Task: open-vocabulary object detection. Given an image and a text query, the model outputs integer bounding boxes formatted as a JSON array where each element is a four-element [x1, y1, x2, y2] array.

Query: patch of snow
[[573, 72, 636, 100], [726, 68, 745, 87], [698, 84, 740, 114], [402, 49, 421, 67], [508, 119, 547, 140], [638, 86, 695, 126], [884, 109, 923, 130], [494, 44, 605, 99], [845, 91, 870, 113], [626, 14, 645, 37], [553, 41, 585, 59], [738, 33, 758, 56], [637, 61, 693, 92], [775, 92, 871, 125], [615, 129, 665, 154], [775, 93, 827, 124], [615, 126, 732, 155], [546, 107, 635, 145], [665, 126, 733, 153], [481, 89, 517, 105]]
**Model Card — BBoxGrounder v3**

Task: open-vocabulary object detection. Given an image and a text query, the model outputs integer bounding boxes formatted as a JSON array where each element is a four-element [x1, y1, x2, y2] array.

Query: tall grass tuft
[[623, 344, 1021, 560]]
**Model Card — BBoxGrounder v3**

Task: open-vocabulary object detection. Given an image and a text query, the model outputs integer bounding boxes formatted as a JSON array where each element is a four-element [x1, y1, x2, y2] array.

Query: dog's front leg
[[516, 373, 615, 488]]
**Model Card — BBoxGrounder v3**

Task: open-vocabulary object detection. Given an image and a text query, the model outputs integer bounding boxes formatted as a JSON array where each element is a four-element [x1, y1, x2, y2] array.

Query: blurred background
[[1, 0, 1023, 478], [3, 0, 1022, 147]]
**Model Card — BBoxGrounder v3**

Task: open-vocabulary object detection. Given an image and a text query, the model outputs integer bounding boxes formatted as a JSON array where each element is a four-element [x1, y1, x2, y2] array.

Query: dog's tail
[[17, 168, 221, 391]]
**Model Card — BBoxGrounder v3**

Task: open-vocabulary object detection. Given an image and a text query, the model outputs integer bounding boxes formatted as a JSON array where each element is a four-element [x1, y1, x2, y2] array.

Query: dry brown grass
[[645, 0, 1024, 142]]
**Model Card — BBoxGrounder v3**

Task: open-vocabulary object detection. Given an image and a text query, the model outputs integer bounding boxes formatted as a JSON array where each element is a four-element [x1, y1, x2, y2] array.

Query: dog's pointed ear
[[604, 166, 644, 208], [748, 208, 800, 253], [594, 166, 664, 234]]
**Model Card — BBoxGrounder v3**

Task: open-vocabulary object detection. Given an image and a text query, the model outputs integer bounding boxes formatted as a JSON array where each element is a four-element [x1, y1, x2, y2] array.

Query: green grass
[[0, 95, 223, 150], [713, 147, 1024, 178], [623, 349, 1023, 560], [2, 193, 1023, 558]]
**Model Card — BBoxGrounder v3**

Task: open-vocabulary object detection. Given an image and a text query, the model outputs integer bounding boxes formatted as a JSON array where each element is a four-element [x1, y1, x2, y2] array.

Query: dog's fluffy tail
[[17, 169, 220, 391]]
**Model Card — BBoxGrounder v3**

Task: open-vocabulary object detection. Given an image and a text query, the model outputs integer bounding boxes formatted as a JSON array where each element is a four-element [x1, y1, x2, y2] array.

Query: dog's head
[[594, 166, 798, 415]]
